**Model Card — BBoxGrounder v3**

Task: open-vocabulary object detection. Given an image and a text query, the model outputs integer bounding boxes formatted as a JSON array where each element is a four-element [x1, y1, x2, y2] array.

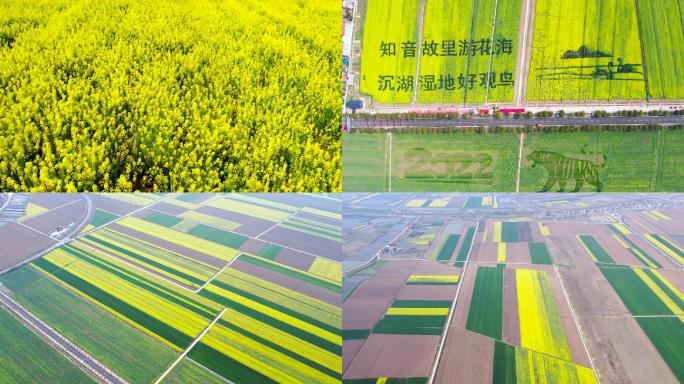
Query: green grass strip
[[257, 243, 283, 260], [90, 209, 118, 227], [579, 235, 615, 264], [218, 319, 341, 379], [187, 224, 248, 249], [651, 234, 684, 258], [198, 289, 340, 355], [635, 317, 684, 383], [607, 224, 622, 235], [188, 342, 276, 384], [373, 315, 447, 335], [437, 234, 461, 261], [239, 254, 340, 292], [529, 242, 553, 265], [466, 266, 503, 339], [465, 197, 483, 208], [493, 340, 517, 384], [142, 211, 184, 227], [84, 235, 205, 286], [33, 258, 194, 350], [392, 300, 452, 308], [454, 227, 476, 268], [342, 329, 371, 340], [502, 222, 519, 243], [599, 266, 674, 316]]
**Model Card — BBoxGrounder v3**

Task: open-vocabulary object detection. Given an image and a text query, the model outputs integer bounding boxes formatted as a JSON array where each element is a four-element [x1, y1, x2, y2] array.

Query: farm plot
[[527, 0, 646, 101], [342, 133, 389, 192], [520, 130, 665, 192], [0, 305, 95, 384], [637, 0, 684, 99], [599, 266, 684, 381], [419, 0, 520, 103], [0, 222, 56, 272]]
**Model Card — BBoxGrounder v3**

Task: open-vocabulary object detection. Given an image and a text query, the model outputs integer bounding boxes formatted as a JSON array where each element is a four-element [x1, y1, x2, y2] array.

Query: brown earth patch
[[657, 269, 684, 293], [23, 200, 88, 236], [626, 234, 677, 269], [28, 193, 81, 209], [0, 222, 56, 272], [344, 334, 440, 379], [396, 285, 457, 301], [545, 222, 613, 236], [502, 268, 520, 346], [473, 242, 498, 263], [90, 195, 138, 215], [343, 339, 366, 374], [593, 235, 638, 266], [506, 242, 530, 264], [151, 203, 189, 216], [195, 205, 273, 236], [261, 226, 342, 260], [434, 328, 493, 384], [274, 247, 316, 270]]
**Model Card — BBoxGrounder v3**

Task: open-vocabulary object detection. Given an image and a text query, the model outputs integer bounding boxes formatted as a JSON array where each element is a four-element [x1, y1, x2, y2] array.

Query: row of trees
[[348, 125, 684, 134], [0, 0, 341, 192], [348, 108, 684, 120]]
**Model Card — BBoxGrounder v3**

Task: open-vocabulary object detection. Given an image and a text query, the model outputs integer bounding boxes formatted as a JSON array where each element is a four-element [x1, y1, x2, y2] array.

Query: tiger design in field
[[527, 150, 605, 192]]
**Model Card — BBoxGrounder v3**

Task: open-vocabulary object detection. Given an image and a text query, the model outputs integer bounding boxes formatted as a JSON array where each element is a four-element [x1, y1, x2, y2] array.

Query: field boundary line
[[388, 132, 392, 192], [255, 210, 299, 239], [186, 357, 235, 384], [195, 254, 241, 293], [516, 131, 525, 192], [153, 308, 228, 384], [427, 220, 479, 384], [18, 196, 84, 223], [553, 264, 602, 384], [633, 0, 651, 100], [0, 192, 13, 213], [484, 0, 500, 103], [516, 0, 533, 104], [411, 0, 427, 104], [13, 220, 55, 239]]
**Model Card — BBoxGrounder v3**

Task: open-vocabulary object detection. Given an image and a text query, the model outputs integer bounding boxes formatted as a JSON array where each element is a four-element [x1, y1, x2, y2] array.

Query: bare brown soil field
[[434, 328, 493, 384], [506, 242, 530, 264], [502, 268, 520, 346], [261, 226, 341, 259], [195, 205, 273, 236], [518, 222, 533, 242], [396, 285, 457, 301], [624, 215, 659, 233], [27, 193, 81, 209], [410, 260, 461, 275], [274, 248, 316, 270], [625, 234, 676, 268], [238, 238, 267, 255], [89, 194, 138, 215], [658, 270, 684, 293], [295, 211, 341, 227], [231, 259, 340, 305], [344, 334, 440, 379], [580, 316, 679, 384], [23, 199, 88, 235], [107, 223, 225, 268], [545, 222, 613, 236], [472, 242, 498, 263], [343, 339, 365, 373], [0, 223, 55, 271]]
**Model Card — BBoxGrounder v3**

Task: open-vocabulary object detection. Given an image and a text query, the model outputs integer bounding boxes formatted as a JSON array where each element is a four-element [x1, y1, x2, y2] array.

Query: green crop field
[[359, 0, 420, 103], [0, 306, 95, 384], [527, 0, 646, 101], [638, 0, 684, 99], [343, 132, 519, 192], [528, 242, 553, 264], [520, 130, 678, 192], [161, 359, 228, 384], [466, 265, 504, 339], [635, 317, 684, 382], [436, 234, 460, 261], [0, 267, 178, 383]]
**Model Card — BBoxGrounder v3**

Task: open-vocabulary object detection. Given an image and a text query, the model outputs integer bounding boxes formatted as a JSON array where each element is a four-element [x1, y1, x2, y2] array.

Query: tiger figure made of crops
[[527, 150, 605, 192]]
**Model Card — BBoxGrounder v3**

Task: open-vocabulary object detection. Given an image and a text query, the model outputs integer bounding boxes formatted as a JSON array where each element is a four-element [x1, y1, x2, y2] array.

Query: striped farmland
[[373, 300, 451, 335]]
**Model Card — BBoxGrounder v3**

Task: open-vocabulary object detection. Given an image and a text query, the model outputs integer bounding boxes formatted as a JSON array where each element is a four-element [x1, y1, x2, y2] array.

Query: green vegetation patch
[[501, 222, 519, 242], [635, 317, 684, 382], [189, 342, 276, 384], [143, 211, 184, 228], [373, 315, 448, 335], [257, 243, 283, 260], [0, 306, 95, 384], [187, 224, 248, 249], [579, 235, 615, 264], [493, 340, 517, 384], [466, 265, 503, 339], [90, 209, 118, 227], [0, 267, 177, 383], [528, 242, 553, 265], [464, 197, 483, 208], [342, 329, 371, 340], [455, 226, 476, 268], [599, 266, 674, 315], [436, 234, 461, 261], [161, 358, 226, 384]]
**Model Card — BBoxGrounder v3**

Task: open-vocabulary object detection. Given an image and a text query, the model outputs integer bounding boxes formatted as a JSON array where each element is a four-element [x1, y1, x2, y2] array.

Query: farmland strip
[[529, 242, 553, 264], [436, 234, 461, 261], [454, 226, 476, 267], [466, 265, 503, 339], [239, 254, 341, 292], [492, 341, 516, 384], [577, 235, 615, 264]]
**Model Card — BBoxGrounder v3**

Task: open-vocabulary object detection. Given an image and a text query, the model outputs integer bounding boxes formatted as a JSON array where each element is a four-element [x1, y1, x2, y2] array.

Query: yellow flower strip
[[407, 275, 459, 283], [308, 258, 342, 284], [117, 216, 240, 263], [515, 347, 597, 384], [612, 224, 632, 235], [405, 199, 427, 208], [301, 206, 342, 221], [386, 307, 449, 316], [428, 198, 450, 208], [538, 222, 551, 236], [517, 269, 571, 361], [223, 310, 340, 372], [84, 230, 215, 287], [612, 235, 658, 268], [219, 268, 341, 326], [493, 221, 503, 242], [650, 210, 672, 220], [650, 270, 684, 303], [204, 283, 341, 346], [376, 378, 388, 384], [19, 202, 48, 221], [633, 269, 684, 317], [613, 234, 630, 248], [202, 322, 339, 384], [498, 243, 507, 263], [645, 234, 684, 266], [207, 198, 290, 222], [482, 196, 493, 206], [179, 210, 241, 231]]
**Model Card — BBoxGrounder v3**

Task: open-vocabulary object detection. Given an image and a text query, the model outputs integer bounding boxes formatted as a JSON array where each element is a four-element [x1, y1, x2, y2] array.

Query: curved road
[[350, 115, 684, 128]]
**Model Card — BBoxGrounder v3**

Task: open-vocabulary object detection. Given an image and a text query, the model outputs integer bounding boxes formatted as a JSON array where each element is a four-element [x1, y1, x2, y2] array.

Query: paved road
[[0, 291, 128, 384], [351, 115, 684, 128]]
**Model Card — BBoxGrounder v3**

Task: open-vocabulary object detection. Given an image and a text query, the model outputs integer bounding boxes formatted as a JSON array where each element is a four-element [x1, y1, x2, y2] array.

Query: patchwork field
[[0, 193, 342, 384]]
